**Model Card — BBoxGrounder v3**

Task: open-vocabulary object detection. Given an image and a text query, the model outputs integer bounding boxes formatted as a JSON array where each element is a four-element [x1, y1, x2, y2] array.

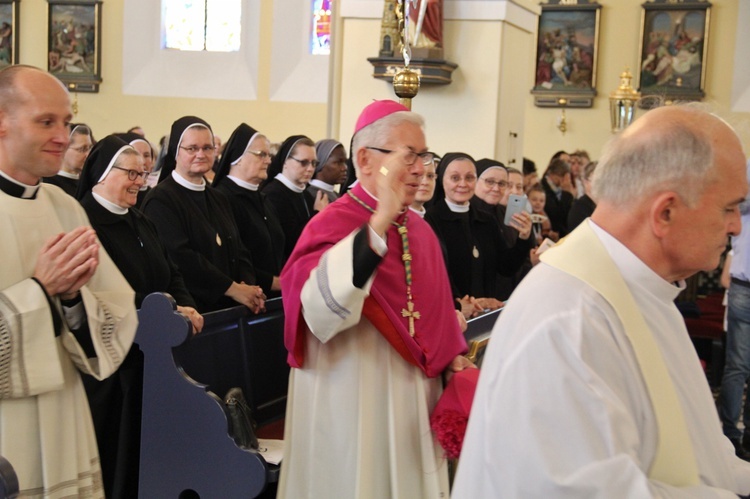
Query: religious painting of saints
[[637, 0, 710, 105], [47, 0, 103, 92], [0, 0, 18, 69], [531, 0, 601, 108]]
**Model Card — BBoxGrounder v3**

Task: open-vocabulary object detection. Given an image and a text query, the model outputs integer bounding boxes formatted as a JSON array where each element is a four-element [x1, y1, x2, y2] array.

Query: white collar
[[588, 219, 685, 301], [172, 170, 206, 191], [92, 191, 129, 215], [446, 198, 470, 213], [57, 170, 80, 180], [275, 173, 305, 193], [0, 170, 40, 198], [228, 175, 259, 191], [546, 175, 561, 192], [309, 179, 334, 192], [409, 205, 426, 218]]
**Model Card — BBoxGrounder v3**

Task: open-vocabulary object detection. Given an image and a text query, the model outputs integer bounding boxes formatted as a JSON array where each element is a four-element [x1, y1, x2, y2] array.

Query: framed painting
[[531, 0, 601, 108], [47, 0, 102, 92], [0, 0, 19, 69], [637, 0, 711, 106]]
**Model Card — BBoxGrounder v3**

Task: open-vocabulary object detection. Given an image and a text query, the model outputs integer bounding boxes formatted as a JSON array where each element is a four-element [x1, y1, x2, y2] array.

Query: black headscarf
[[212, 123, 261, 188], [76, 135, 134, 200], [157, 116, 213, 183], [432, 152, 477, 205], [114, 131, 151, 149], [263, 135, 310, 189], [475, 158, 507, 178], [69, 123, 94, 143]]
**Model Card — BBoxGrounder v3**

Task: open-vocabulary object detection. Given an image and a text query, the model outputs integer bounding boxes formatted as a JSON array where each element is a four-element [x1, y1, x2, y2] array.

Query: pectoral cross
[[401, 300, 421, 337]]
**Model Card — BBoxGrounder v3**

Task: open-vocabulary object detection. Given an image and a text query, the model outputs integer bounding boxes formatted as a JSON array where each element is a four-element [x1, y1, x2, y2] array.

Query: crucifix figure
[[401, 300, 421, 336]]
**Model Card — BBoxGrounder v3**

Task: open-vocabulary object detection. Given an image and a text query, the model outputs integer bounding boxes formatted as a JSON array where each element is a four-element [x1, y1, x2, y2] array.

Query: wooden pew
[[135, 291, 498, 497], [137, 293, 286, 498]]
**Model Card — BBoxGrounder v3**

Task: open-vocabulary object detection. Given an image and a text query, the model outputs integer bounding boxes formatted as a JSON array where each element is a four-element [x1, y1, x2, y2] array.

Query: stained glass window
[[311, 0, 331, 55], [163, 0, 241, 52]]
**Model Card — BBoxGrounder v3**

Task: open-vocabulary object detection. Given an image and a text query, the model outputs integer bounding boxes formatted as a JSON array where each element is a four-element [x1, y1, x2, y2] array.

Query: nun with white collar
[[425, 152, 532, 317], [113, 131, 157, 208], [262, 134, 324, 260], [142, 116, 265, 313], [306, 139, 348, 203], [212, 123, 285, 297], [43, 122, 93, 196], [77, 135, 199, 314], [76, 134, 203, 499]]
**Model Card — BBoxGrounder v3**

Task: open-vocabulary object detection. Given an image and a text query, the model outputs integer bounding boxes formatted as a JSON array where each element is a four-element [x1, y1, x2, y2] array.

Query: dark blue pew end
[[137, 293, 284, 498]]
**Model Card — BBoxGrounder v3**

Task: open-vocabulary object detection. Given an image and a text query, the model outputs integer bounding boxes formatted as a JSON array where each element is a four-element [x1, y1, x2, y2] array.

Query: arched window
[[311, 0, 331, 55], [163, 0, 241, 52]]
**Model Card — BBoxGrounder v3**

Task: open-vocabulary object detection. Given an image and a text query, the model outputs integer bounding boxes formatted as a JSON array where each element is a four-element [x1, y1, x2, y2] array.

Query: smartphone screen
[[504, 194, 529, 226]]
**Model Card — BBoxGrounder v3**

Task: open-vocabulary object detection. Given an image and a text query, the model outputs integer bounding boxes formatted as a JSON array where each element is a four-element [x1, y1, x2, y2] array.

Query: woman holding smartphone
[[425, 153, 532, 318]]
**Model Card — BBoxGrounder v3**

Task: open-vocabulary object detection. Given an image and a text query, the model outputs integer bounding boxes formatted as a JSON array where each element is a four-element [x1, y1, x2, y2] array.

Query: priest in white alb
[[278, 100, 471, 498], [0, 65, 137, 498], [453, 106, 750, 498]]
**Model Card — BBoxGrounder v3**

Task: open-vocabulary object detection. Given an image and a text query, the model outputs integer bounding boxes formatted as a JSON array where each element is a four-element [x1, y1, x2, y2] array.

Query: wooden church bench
[[137, 293, 287, 498]]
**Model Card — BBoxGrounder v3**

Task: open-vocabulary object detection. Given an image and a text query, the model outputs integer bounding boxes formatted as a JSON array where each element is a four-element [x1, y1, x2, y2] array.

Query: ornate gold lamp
[[391, 0, 421, 109], [609, 68, 641, 133]]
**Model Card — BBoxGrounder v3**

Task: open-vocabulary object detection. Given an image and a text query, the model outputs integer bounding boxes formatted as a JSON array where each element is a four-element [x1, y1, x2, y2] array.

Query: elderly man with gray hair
[[454, 105, 750, 498], [278, 100, 471, 498]]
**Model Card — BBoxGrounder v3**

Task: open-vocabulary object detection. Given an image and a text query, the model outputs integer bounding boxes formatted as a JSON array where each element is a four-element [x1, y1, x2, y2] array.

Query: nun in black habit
[[142, 116, 265, 313], [76, 135, 201, 316], [473, 158, 516, 240], [213, 123, 285, 297], [43, 123, 93, 196], [261, 135, 322, 259], [113, 131, 157, 208], [425, 152, 533, 317], [75, 135, 204, 499]]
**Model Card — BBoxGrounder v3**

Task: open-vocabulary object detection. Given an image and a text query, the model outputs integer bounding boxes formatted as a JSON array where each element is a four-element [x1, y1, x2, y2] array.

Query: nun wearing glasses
[[263, 134, 328, 260], [213, 123, 285, 297], [75, 135, 203, 499], [113, 131, 157, 208], [142, 116, 265, 313], [76, 135, 201, 320]]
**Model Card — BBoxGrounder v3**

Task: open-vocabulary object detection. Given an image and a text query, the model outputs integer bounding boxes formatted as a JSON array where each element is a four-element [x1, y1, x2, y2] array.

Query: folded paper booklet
[[536, 237, 556, 255], [257, 439, 284, 465]]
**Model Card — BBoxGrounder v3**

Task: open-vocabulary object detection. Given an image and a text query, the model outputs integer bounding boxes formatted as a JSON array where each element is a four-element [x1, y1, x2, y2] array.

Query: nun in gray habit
[[306, 139, 347, 203]]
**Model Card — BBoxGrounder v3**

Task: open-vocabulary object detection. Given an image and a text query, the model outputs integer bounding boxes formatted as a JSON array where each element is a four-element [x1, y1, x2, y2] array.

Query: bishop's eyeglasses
[[365, 147, 435, 166]]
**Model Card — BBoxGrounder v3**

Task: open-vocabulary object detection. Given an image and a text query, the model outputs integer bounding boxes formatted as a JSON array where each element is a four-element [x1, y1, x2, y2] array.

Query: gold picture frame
[[47, 0, 102, 92], [637, 0, 711, 107], [531, 0, 602, 108], [0, 0, 19, 69]]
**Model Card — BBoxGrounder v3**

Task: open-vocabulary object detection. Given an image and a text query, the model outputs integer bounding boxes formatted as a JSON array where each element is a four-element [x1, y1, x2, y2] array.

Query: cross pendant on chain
[[401, 300, 421, 337]]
